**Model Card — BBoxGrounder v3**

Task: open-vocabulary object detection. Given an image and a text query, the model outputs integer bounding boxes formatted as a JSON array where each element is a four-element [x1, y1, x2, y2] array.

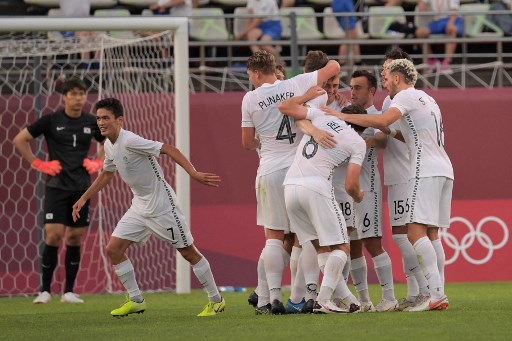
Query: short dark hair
[[275, 64, 286, 78], [341, 104, 367, 133], [304, 50, 329, 73], [351, 70, 378, 90], [247, 51, 276, 76], [95, 98, 124, 118], [61, 77, 87, 94], [385, 48, 413, 62]]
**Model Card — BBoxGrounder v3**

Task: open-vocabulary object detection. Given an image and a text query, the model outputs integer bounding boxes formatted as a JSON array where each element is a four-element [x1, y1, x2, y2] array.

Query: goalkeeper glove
[[83, 158, 103, 174], [31, 158, 62, 176]]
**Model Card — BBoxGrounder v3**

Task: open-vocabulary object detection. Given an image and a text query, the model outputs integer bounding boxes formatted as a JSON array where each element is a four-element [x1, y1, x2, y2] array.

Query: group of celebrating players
[[241, 48, 453, 314]]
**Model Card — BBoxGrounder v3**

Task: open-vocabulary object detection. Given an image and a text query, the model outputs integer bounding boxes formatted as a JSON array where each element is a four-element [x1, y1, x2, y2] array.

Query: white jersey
[[247, 0, 280, 22], [241, 71, 318, 176], [390, 87, 454, 180], [422, 0, 460, 20], [333, 105, 381, 193], [327, 99, 349, 111], [382, 96, 409, 185], [103, 129, 174, 217], [284, 108, 366, 198]]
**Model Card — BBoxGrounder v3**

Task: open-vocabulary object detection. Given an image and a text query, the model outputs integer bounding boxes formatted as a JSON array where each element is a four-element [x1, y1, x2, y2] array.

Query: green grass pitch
[[1, 282, 511, 340]]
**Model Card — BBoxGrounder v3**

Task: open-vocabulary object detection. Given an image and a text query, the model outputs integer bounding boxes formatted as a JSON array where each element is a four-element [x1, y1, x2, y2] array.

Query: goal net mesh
[[0, 29, 179, 295]]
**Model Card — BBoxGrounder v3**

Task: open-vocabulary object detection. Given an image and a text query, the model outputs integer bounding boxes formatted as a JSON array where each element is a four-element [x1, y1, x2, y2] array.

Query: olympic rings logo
[[439, 216, 509, 265]]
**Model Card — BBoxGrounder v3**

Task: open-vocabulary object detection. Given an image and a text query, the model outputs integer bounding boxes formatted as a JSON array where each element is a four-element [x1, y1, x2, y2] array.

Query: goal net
[[0, 17, 191, 296]]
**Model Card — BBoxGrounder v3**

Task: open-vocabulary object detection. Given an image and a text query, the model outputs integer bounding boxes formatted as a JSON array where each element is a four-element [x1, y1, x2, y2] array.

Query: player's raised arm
[[317, 60, 341, 86], [72, 170, 115, 222], [278, 86, 325, 119], [160, 144, 220, 187]]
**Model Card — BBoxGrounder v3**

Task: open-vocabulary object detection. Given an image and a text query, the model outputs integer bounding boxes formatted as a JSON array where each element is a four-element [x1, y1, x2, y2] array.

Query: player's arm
[[13, 127, 62, 176], [317, 60, 341, 86], [296, 120, 336, 149], [278, 86, 325, 119], [385, 128, 406, 143], [242, 127, 260, 150], [345, 163, 364, 203], [72, 170, 115, 222], [365, 131, 388, 149], [160, 144, 221, 187], [323, 106, 402, 131]]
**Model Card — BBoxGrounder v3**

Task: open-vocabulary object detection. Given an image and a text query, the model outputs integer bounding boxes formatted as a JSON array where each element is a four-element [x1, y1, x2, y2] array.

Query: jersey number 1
[[276, 116, 296, 144]]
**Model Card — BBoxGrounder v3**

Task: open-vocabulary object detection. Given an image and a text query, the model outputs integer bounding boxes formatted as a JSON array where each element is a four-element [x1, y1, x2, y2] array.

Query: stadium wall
[[1, 87, 510, 293], [189, 88, 512, 287]]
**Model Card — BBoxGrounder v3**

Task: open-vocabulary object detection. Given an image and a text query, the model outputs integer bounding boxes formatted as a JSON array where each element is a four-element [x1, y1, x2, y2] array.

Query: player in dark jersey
[[13, 77, 105, 304]]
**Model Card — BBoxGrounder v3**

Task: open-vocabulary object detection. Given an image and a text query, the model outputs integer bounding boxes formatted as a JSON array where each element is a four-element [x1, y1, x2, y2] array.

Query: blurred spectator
[[234, 0, 283, 62], [59, 0, 98, 65], [488, 0, 512, 36], [415, 0, 463, 75], [149, 0, 193, 16], [332, 0, 362, 69]]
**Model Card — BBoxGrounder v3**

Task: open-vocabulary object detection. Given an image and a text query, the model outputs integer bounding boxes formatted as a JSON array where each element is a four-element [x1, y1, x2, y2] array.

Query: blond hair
[[386, 58, 417, 85]]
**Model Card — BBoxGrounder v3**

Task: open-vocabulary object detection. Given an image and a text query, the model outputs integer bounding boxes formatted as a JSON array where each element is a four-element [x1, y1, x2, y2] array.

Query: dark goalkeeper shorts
[[44, 187, 90, 227]]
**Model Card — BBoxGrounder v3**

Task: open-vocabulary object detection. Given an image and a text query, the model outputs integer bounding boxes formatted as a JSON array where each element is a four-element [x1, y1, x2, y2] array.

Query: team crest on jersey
[[83, 127, 91, 134]]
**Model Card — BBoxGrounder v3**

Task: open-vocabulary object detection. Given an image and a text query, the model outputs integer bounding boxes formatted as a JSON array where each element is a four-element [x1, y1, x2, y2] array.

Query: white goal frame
[[1, 16, 191, 294]]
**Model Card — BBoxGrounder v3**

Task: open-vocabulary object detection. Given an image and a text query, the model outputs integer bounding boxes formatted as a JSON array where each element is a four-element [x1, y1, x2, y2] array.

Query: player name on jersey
[[258, 92, 295, 109]]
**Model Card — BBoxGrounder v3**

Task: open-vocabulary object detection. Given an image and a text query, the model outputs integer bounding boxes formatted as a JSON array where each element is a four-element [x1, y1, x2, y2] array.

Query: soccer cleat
[[255, 303, 272, 315], [397, 297, 416, 311], [286, 298, 305, 314], [301, 299, 315, 314], [197, 297, 226, 317], [33, 291, 51, 304], [333, 297, 361, 313], [376, 298, 399, 312], [313, 300, 350, 314], [60, 292, 84, 303], [247, 291, 258, 308], [408, 295, 448, 312], [270, 299, 286, 315], [360, 300, 376, 312], [403, 294, 429, 311], [111, 299, 147, 317]]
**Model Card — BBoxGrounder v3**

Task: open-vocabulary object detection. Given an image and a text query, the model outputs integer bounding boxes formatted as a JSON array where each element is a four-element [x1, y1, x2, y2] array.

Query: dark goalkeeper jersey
[[27, 109, 105, 191]]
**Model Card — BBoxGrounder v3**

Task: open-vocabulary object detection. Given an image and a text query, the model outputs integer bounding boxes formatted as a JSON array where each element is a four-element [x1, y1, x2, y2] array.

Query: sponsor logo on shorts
[[56, 127, 65, 131], [46, 213, 53, 220]]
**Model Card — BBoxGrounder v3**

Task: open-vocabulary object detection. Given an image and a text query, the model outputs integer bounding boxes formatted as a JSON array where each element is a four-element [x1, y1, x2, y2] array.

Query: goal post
[[0, 17, 191, 295]]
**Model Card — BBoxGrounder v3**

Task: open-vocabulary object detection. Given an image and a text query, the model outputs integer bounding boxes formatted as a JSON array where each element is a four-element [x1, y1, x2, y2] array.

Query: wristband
[[389, 129, 397, 138]]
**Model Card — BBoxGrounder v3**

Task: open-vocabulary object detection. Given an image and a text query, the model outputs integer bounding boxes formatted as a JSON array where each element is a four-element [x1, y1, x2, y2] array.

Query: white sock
[[431, 239, 446, 285], [264, 239, 285, 302], [290, 246, 302, 289], [350, 256, 370, 303], [393, 234, 429, 297], [302, 241, 320, 301], [290, 251, 306, 303], [413, 237, 444, 299], [113, 259, 143, 303], [372, 252, 395, 301], [342, 256, 351, 283], [318, 250, 347, 302], [255, 250, 269, 307], [191, 257, 221, 303]]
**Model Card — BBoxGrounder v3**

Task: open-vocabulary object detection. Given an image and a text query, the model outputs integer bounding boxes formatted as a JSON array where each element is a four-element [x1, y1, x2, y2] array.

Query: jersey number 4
[[276, 116, 296, 144]]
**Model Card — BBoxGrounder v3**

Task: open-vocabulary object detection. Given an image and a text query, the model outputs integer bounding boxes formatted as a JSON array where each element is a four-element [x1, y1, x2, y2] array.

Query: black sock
[[41, 244, 58, 293], [65, 245, 80, 293]]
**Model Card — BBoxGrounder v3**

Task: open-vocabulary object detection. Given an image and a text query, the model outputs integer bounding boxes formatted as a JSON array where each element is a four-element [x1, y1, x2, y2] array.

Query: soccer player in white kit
[[241, 50, 340, 314], [279, 91, 366, 313], [377, 49, 430, 310], [332, 70, 398, 312], [72, 98, 225, 317], [326, 59, 453, 311]]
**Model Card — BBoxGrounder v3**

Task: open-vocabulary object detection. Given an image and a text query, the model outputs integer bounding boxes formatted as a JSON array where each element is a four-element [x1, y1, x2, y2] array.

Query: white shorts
[[353, 190, 382, 240], [284, 185, 349, 247], [112, 207, 194, 249], [256, 168, 290, 232], [406, 176, 453, 228], [387, 182, 409, 227]]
